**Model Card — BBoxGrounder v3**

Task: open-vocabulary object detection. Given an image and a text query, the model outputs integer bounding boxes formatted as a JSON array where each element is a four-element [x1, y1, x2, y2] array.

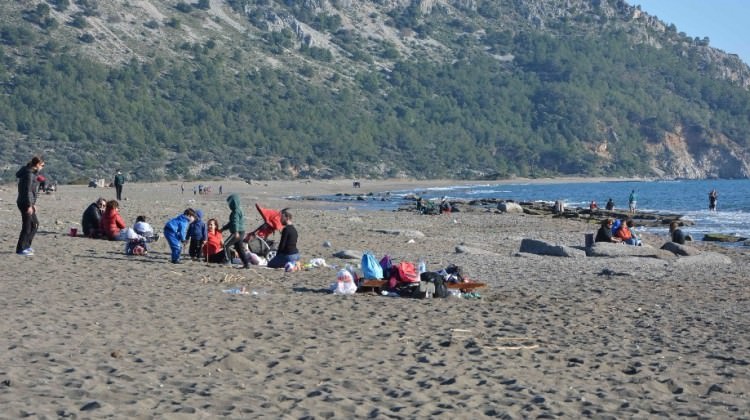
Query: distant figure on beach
[[114, 170, 125, 201], [605, 198, 614, 211], [16, 156, 44, 256], [669, 221, 689, 245], [553, 200, 564, 215], [708, 189, 718, 211], [164, 208, 197, 264], [589, 200, 598, 211], [353, 180, 361, 188], [36, 175, 47, 193], [267, 209, 300, 269], [440, 196, 451, 214], [628, 190, 637, 214], [181, 184, 184, 194], [219, 185, 223, 195], [81, 197, 107, 238], [595, 218, 622, 243]]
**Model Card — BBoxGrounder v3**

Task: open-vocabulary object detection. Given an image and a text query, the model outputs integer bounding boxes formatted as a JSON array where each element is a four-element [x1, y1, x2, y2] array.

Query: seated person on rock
[[595, 218, 622, 243], [82, 197, 107, 238], [669, 221, 689, 245], [615, 218, 642, 246]]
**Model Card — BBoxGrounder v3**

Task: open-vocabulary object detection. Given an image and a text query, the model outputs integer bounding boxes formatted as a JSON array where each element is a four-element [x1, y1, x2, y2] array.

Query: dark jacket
[[221, 194, 244, 234], [595, 226, 615, 243], [277, 225, 299, 255], [16, 165, 38, 209], [81, 202, 103, 237], [114, 173, 125, 186], [188, 210, 207, 241]]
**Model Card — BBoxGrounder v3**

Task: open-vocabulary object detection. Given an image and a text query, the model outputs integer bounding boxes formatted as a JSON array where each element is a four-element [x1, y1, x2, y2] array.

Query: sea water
[[307, 179, 750, 241]]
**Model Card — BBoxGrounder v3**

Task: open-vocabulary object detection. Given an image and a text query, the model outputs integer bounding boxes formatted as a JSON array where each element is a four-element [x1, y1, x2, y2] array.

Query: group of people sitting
[[80, 194, 299, 269], [595, 217, 642, 246], [595, 217, 692, 246]]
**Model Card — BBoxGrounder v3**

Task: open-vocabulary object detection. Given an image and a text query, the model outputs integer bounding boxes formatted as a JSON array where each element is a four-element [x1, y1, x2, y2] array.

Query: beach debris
[[597, 268, 632, 277], [80, 401, 102, 411], [333, 249, 361, 260], [322, 240, 332, 248], [223, 286, 249, 295], [371, 229, 425, 238]]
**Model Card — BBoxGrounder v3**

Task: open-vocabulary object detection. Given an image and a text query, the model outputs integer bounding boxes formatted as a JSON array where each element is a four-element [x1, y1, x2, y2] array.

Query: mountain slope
[[1, 0, 750, 182]]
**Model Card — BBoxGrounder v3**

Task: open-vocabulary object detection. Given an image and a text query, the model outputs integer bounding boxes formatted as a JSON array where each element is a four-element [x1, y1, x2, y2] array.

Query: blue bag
[[361, 252, 384, 279]]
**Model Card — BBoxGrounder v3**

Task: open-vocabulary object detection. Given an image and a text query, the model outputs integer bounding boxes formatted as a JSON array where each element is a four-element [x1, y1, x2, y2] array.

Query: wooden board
[[359, 280, 486, 291]]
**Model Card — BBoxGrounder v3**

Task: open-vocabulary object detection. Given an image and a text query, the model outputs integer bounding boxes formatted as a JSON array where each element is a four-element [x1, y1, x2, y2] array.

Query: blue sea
[[314, 179, 750, 242]]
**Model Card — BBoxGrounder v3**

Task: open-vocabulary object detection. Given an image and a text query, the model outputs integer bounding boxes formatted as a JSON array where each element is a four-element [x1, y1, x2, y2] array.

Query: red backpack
[[397, 262, 420, 282]]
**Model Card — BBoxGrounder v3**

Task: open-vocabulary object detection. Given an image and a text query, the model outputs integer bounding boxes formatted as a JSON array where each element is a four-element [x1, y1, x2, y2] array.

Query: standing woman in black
[[16, 156, 44, 256]]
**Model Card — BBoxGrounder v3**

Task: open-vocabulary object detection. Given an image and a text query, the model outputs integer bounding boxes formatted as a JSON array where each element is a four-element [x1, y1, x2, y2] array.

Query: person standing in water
[[628, 190, 637, 214], [708, 189, 718, 211]]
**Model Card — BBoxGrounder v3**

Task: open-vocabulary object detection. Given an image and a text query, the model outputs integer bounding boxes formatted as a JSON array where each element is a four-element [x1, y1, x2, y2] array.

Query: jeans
[[267, 252, 300, 269]]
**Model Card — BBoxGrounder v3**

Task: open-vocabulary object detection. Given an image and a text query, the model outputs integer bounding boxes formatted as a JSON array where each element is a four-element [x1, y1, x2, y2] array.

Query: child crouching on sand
[[163, 208, 197, 264]]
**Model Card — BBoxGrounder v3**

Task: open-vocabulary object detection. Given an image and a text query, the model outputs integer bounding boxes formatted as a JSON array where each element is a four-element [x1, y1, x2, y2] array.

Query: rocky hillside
[[2, 0, 750, 181]]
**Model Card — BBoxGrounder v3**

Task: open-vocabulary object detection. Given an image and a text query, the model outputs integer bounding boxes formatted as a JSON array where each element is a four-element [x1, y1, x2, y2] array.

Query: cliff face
[[647, 127, 750, 179]]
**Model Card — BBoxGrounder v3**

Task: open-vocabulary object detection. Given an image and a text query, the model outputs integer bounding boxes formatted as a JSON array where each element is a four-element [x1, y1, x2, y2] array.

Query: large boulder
[[498, 202, 523, 213], [519, 239, 586, 258], [702, 233, 746, 242], [586, 242, 671, 258], [660, 241, 700, 256]]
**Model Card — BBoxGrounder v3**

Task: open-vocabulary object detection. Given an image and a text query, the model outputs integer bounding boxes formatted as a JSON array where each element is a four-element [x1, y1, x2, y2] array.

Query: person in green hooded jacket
[[220, 193, 250, 268]]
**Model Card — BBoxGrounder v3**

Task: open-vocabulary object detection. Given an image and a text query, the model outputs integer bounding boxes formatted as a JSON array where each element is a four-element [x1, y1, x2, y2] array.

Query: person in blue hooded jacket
[[188, 209, 208, 261], [163, 208, 197, 264]]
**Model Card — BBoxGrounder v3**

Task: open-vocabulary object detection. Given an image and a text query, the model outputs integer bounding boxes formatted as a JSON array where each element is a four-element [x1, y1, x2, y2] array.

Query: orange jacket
[[100, 208, 125, 240], [615, 225, 633, 241]]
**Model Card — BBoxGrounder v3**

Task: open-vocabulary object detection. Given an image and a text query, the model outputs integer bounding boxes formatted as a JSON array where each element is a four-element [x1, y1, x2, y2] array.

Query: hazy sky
[[633, 0, 750, 64]]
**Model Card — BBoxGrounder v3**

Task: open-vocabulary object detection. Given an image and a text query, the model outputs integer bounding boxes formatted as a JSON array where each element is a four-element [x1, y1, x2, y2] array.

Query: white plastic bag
[[331, 269, 357, 295]]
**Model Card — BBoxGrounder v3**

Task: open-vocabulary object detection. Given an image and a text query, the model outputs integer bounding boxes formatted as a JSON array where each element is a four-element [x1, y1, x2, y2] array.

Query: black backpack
[[420, 272, 449, 298]]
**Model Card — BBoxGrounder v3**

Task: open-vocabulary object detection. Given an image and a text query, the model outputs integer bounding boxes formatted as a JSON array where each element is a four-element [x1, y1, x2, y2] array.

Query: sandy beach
[[1, 179, 748, 418]]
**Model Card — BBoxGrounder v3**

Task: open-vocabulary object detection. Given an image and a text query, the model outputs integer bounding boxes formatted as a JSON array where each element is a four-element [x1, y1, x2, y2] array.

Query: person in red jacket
[[100, 200, 127, 240], [203, 218, 226, 263]]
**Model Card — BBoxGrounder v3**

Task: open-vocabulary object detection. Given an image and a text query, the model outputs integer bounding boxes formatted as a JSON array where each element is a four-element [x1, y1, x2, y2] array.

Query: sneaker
[[171, 260, 182, 264], [27, 247, 34, 253], [17, 248, 34, 256]]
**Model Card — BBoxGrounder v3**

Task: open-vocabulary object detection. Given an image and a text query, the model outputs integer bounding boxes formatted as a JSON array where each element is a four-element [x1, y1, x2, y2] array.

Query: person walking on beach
[[267, 209, 300, 269], [114, 170, 125, 201], [628, 190, 637, 214], [708, 189, 718, 211], [15, 156, 44, 256]]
